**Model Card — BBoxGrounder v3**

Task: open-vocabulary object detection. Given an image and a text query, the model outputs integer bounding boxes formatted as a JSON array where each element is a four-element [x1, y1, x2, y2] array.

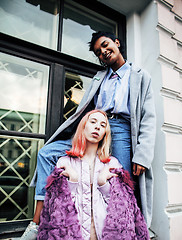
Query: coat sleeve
[[132, 73, 156, 169], [57, 156, 79, 201], [97, 181, 111, 204], [102, 169, 149, 239], [38, 167, 83, 240]]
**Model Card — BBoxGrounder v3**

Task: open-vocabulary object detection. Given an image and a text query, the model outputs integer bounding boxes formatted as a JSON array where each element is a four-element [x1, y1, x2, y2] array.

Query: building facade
[[0, 0, 182, 239]]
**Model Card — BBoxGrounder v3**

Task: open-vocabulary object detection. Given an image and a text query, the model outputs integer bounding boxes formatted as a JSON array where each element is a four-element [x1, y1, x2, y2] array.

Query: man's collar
[[108, 61, 130, 79]]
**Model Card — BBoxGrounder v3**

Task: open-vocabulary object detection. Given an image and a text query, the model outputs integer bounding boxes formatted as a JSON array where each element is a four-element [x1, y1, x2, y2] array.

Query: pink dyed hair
[[66, 110, 111, 163]]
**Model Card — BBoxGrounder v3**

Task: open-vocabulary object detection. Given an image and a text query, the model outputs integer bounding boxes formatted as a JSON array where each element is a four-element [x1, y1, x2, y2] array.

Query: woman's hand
[[59, 164, 78, 182], [98, 166, 118, 186]]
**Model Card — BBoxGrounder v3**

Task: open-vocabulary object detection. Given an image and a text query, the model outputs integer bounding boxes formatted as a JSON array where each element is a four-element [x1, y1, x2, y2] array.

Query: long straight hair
[[66, 110, 111, 163]]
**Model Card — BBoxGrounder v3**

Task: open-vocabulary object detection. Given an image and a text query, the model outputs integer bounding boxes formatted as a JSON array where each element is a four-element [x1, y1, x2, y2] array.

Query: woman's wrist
[[69, 177, 78, 182], [69, 172, 78, 182], [98, 177, 107, 186]]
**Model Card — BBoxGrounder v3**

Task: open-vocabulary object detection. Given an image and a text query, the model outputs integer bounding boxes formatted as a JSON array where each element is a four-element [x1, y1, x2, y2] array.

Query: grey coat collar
[[86, 69, 107, 103]]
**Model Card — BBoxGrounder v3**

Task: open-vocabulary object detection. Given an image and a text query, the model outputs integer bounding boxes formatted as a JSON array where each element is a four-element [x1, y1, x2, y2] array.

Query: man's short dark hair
[[89, 31, 124, 55]]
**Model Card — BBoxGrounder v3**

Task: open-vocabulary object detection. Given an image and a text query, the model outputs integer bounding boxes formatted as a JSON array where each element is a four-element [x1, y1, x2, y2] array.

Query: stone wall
[[157, 0, 182, 239], [127, 0, 182, 238]]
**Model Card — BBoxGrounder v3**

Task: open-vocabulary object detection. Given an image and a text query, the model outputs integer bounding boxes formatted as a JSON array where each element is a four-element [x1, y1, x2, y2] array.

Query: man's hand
[[133, 163, 146, 176]]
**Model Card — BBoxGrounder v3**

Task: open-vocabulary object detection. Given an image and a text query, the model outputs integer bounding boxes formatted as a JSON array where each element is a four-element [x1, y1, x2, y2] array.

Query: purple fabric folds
[[37, 167, 149, 240], [37, 167, 83, 240], [102, 169, 150, 240]]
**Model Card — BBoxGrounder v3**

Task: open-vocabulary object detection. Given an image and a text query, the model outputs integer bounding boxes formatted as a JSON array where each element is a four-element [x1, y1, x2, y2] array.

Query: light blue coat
[[47, 63, 156, 227]]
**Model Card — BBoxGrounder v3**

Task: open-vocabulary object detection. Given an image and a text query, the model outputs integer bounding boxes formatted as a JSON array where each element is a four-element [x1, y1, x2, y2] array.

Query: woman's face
[[84, 112, 107, 144], [93, 36, 124, 71]]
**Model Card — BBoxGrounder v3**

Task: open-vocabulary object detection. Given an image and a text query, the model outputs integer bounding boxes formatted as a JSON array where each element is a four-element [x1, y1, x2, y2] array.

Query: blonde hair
[[66, 110, 111, 163]]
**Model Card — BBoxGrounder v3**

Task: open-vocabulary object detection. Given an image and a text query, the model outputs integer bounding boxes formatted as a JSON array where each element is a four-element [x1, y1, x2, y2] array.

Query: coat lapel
[[86, 70, 107, 103], [130, 65, 142, 118]]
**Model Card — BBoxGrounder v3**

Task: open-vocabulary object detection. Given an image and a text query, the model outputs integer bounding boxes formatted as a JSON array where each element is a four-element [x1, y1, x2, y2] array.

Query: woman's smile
[[93, 36, 125, 71]]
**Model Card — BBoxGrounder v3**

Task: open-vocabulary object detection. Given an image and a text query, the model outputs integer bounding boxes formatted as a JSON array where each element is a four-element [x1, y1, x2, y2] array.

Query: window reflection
[[0, 52, 48, 222], [0, 52, 49, 134], [0, 0, 59, 49], [62, 0, 117, 63], [0, 136, 44, 221], [64, 72, 92, 120]]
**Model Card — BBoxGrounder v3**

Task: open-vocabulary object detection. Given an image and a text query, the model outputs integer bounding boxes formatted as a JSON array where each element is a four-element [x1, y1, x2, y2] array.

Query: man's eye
[[96, 51, 101, 57]]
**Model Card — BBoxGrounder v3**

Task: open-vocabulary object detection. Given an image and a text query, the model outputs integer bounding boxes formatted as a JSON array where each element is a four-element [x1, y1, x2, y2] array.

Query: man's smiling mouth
[[104, 52, 111, 59]]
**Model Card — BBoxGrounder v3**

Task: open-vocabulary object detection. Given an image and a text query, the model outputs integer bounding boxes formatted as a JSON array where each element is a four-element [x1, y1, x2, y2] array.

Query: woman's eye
[[90, 120, 96, 124]]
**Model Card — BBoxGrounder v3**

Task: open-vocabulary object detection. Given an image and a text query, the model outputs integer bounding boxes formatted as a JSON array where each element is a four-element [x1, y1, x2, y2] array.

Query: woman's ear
[[115, 39, 120, 48]]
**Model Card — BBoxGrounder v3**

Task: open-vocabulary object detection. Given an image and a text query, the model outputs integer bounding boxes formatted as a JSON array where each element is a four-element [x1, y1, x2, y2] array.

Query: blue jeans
[[35, 118, 131, 200], [109, 118, 131, 175], [35, 139, 72, 200]]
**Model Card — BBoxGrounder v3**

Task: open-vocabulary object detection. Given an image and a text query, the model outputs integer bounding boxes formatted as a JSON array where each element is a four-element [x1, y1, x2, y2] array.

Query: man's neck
[[111, 58, 125, 72]]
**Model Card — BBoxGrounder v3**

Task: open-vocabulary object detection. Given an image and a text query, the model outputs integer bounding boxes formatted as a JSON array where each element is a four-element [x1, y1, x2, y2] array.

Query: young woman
[[37, 110, 149, 240]]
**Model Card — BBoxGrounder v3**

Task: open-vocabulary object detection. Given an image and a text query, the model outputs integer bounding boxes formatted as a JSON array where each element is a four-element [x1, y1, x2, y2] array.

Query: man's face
[[93, 36, 124, 70]]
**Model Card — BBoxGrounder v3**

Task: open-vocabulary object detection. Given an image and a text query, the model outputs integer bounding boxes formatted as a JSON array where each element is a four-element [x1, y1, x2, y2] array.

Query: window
[[0, 0, 123, 62], [0, 52, 49, 135], [0, 52, 49, 222], [0, 0, 60, 50], [62, 0, 117, 63], [64, 72, 92, 120]]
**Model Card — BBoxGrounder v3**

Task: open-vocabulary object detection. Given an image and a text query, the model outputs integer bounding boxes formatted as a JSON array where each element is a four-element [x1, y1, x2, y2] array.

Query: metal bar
[[0, 130, 46, 139]]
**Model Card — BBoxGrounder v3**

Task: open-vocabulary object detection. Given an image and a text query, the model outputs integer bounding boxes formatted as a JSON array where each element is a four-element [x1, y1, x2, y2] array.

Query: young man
[[21, 31, 156, 239]]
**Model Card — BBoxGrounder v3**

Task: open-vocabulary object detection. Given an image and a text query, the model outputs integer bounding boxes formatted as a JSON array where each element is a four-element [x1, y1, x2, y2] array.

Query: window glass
[[0, 0, 59, 49], [62, 0, 117, 63], [0, 52, 49, 134], [0, 52, 49, 222], [64, 72, 92, 120], [0, 136, 44, 221]]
